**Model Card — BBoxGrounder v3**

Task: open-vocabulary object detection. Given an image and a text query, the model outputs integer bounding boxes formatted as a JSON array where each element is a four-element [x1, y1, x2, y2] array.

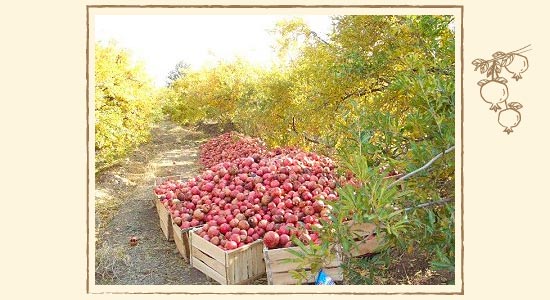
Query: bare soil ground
[[385, 251, 454, 285]]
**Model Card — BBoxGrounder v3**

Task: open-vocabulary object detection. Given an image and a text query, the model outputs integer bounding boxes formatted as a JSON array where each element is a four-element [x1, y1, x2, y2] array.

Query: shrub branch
[[388, 146, 455, 189]]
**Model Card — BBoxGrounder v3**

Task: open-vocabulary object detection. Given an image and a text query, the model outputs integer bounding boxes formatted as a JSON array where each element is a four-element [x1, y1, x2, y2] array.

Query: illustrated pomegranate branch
[[472, 45, 531, 134], [475, 44, 531, 65]]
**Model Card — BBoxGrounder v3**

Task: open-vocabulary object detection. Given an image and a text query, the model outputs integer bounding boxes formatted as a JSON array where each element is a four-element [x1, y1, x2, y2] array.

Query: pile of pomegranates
[[199, 131, 266, 168], [155, 139, 341, 251]]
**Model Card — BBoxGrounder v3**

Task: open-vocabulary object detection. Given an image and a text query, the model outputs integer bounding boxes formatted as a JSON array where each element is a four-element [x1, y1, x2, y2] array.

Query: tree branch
[[308, 30, 331, 47], [332, 80, 389, 110], [388, 146, 455, 189], [291, 116, 333, 148], [404, 198, 454, 212]]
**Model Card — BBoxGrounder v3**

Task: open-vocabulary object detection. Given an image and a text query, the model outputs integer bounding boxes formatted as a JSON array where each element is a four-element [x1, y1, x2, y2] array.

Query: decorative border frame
[[86, 4, 464, 295]]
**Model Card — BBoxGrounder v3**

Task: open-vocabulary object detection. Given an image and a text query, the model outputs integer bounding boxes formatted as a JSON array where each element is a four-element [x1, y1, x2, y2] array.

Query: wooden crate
[[189, 228, 266, 284], [263, 245, 343, 285], [152, 175, 188, 240], [155, 198, 173, 241], [172, 223, 201, 263], [347, 222, 382, 257]]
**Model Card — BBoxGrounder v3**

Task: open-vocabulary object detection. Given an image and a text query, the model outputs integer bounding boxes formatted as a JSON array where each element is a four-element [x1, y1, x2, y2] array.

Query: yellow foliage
[[94, 41, 161, 170]]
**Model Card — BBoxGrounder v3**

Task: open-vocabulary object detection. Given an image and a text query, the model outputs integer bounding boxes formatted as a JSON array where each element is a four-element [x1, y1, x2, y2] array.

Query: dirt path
[[95, 120, 214, 285]]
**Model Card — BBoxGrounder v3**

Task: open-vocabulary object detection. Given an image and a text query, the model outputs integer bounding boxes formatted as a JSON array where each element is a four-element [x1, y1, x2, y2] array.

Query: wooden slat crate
[[189, 228, 266, 284], [152, 175, 188, 240], [155, 198, 173, 241], [151, 186, 159, 207], [263, 245, 343, 285], [172, 223, 201, 263], [347, 222, 382, 257]]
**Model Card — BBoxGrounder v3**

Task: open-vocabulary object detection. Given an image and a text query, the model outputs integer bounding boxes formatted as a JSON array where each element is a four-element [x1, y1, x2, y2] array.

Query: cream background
[[1, 0, 548, 299]]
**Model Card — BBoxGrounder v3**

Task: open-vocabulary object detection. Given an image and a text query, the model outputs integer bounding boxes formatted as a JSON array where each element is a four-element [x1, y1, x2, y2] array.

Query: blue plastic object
[[315, 269, 336, 285]]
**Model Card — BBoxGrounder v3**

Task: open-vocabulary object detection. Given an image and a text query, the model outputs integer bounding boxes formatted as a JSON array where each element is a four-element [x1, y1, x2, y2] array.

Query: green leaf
[[427, 209, 436, 225]]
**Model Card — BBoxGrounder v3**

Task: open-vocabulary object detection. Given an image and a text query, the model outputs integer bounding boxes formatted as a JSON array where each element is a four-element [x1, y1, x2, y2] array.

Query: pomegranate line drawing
[[472, 44, 531, 134]]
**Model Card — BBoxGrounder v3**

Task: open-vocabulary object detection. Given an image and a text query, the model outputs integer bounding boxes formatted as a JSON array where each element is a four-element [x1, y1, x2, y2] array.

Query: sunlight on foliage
[[95, 41, 162, 171], [162, 15, 456, 284]]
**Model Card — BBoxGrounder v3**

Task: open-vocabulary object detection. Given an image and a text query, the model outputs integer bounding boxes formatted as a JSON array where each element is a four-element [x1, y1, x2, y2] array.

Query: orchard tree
[[164, 58, 260, 126], [95, 41, 162, 171], [272, 15, 456, 283]]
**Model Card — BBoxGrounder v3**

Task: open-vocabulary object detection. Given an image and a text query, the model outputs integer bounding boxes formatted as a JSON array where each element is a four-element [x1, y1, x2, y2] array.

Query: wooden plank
[[350, 236, 380, 257], [227, 240, 265, 284], [155, 200, 173, 241], [349, 222, 377, 238], [226, 249, 240, 284], [270, 261, 303, 273], [253, 243, 266, 279], [190, 233, 265, 284], [190, 231, 226, 263], [154, 199, 162, 216], [181, 229, 192, 262], [271, 266, 343, 285], [268, 255, 341, 273], [160, 211, 172, 241], [228, 246, 245, 284], [249, 240, 265, 277], [192, 247, 226, 276], [264, 248, 274, 285], [151, 189, 158, 206], [344, 221, 384, 257], [266, 245, 342, 263], [226, 243, 265, 285], [271, 271, 303, 285], [172, 223, 191, 262], [191, 257, 227, 285], [234, 271, 265, 285], [265, 246, 304, 261], [265, 244, 343, 285], [159, 206, 170, 224]]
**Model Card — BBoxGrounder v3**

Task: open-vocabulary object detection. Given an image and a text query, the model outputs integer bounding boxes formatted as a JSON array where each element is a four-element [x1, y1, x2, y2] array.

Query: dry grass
[[95, 187, 127, 248], [95, 244, 131, 284]]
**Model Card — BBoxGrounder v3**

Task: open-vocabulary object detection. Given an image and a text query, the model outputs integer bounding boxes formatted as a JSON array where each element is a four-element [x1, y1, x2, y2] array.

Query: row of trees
[[94, 41, 162, 171], [163, 15, 456, 283]]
